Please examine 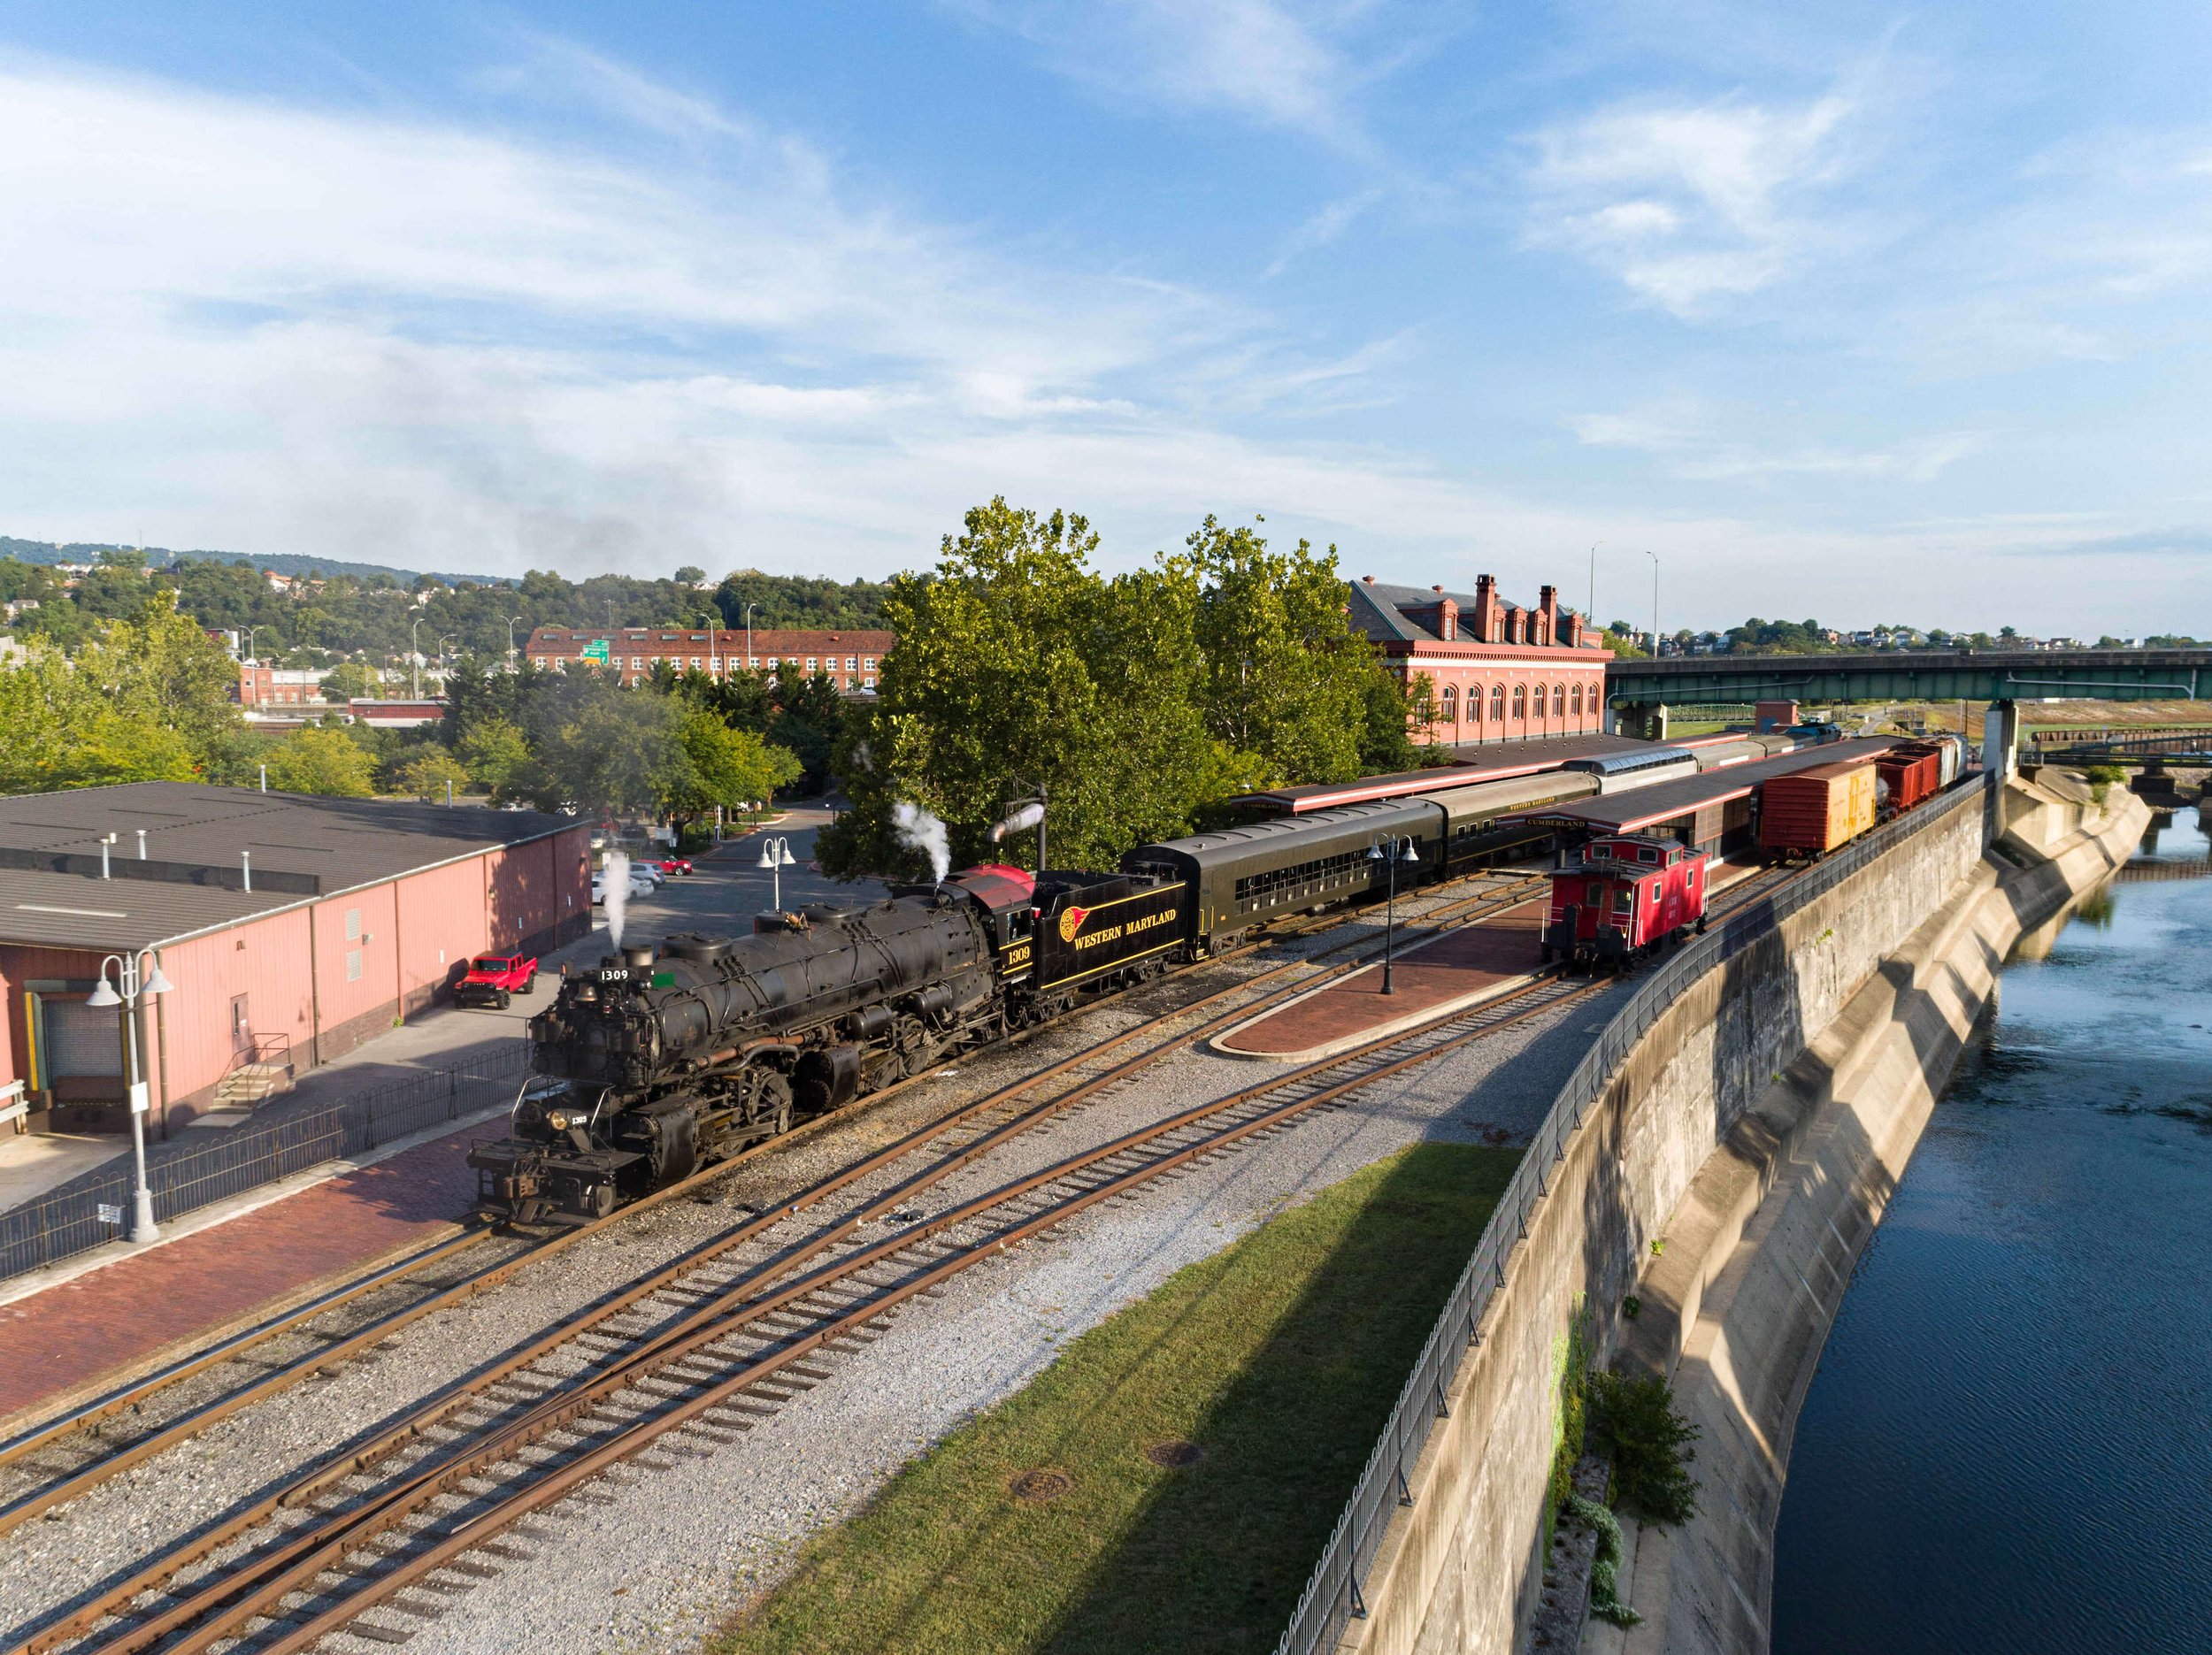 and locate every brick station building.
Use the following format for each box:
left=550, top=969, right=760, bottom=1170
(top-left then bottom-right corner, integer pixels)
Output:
left=1348, top=575, right=1612, bottom=744
left=524, top=626, right=895, bottom=692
